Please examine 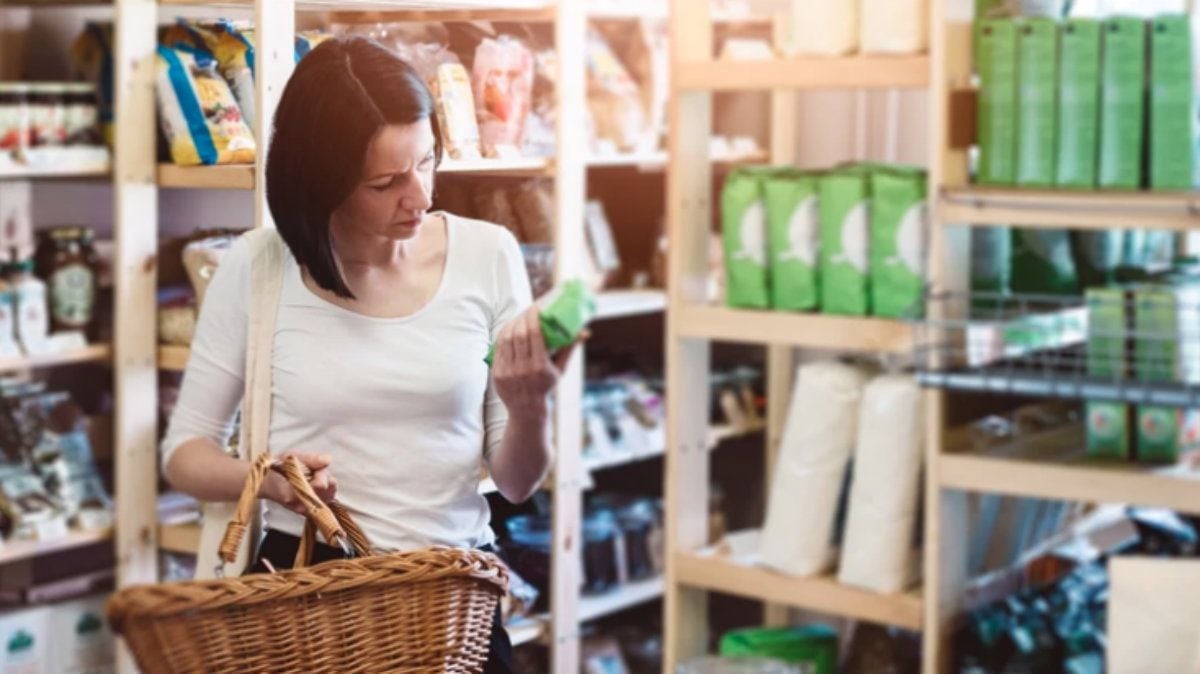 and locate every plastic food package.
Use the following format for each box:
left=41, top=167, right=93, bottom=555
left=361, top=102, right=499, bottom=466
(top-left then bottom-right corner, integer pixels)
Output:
left=182, top=234, right=237, bottom=307
left=1099, top=17, right=1146, bottom=189
left=719, top=626, right=838, bottom=673
left=721, top=167, right=771, bottom=309
left=860, top=0, right=928, bottom=54
left=585, top=29, right=646, bottom=154
left=1010, top=229, right=1079, bottom=296
left=511, top=179, right=554, bottom=244
left=395, top=42, right=481, bottom=160
left=158, top=306, right=197, bottom=347
left=976, top=19, right=1018, bottom=185
left=472, top=184, right=522, bottom=240
left=485, top=280, right=596, bottom=366
left=819, top=166, right=871, bottom=315
left=593, top=19, right=667, bottom=153
left=763, top=169, right=819, bottom=311
left=70, top=23, right=115, bottom=146
left=162, top=20, right=257, bottom=131
left=760, top=361, right=870, bottom=576
left=1015, top=18, right=1059, bottom=188
left=155, top=45, right=255, bottom=166
left=1056, top=19, right=1102, bottom=189
left=523, top=49, right=558, bottom=158
left=472, top=36, right=534, bottom=158
left=838, top=375, right=923, bottom=594
left=870, top=167, right=928, bottom=319
left=788, top=0, right=857, bottom=56
left=1149, top=15, right=1194, bottom=190
left=584, top=200, right=620, bottom=284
